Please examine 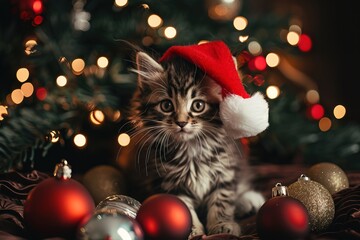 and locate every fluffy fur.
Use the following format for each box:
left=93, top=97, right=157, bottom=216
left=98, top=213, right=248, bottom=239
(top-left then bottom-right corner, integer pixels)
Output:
left=220, top=92, right=269, bottom=139
left=117, top=49, right=265, bottom=238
